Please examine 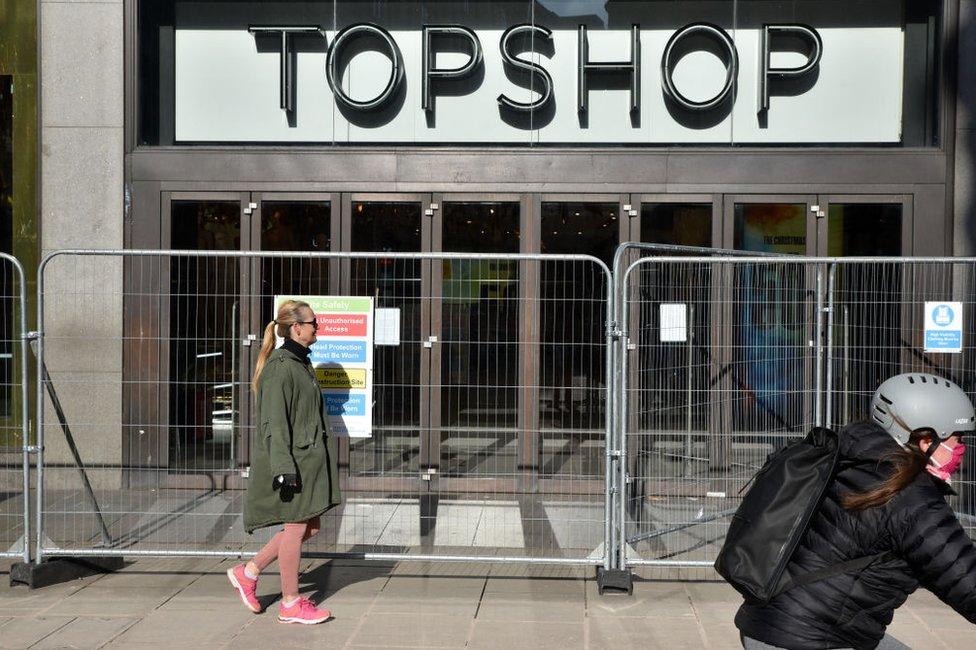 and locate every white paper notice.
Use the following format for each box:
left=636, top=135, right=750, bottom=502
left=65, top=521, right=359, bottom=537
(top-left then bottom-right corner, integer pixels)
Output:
left=660, top=304, right=688, bottom=342
left=375, top=308, right=401, bottom=346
